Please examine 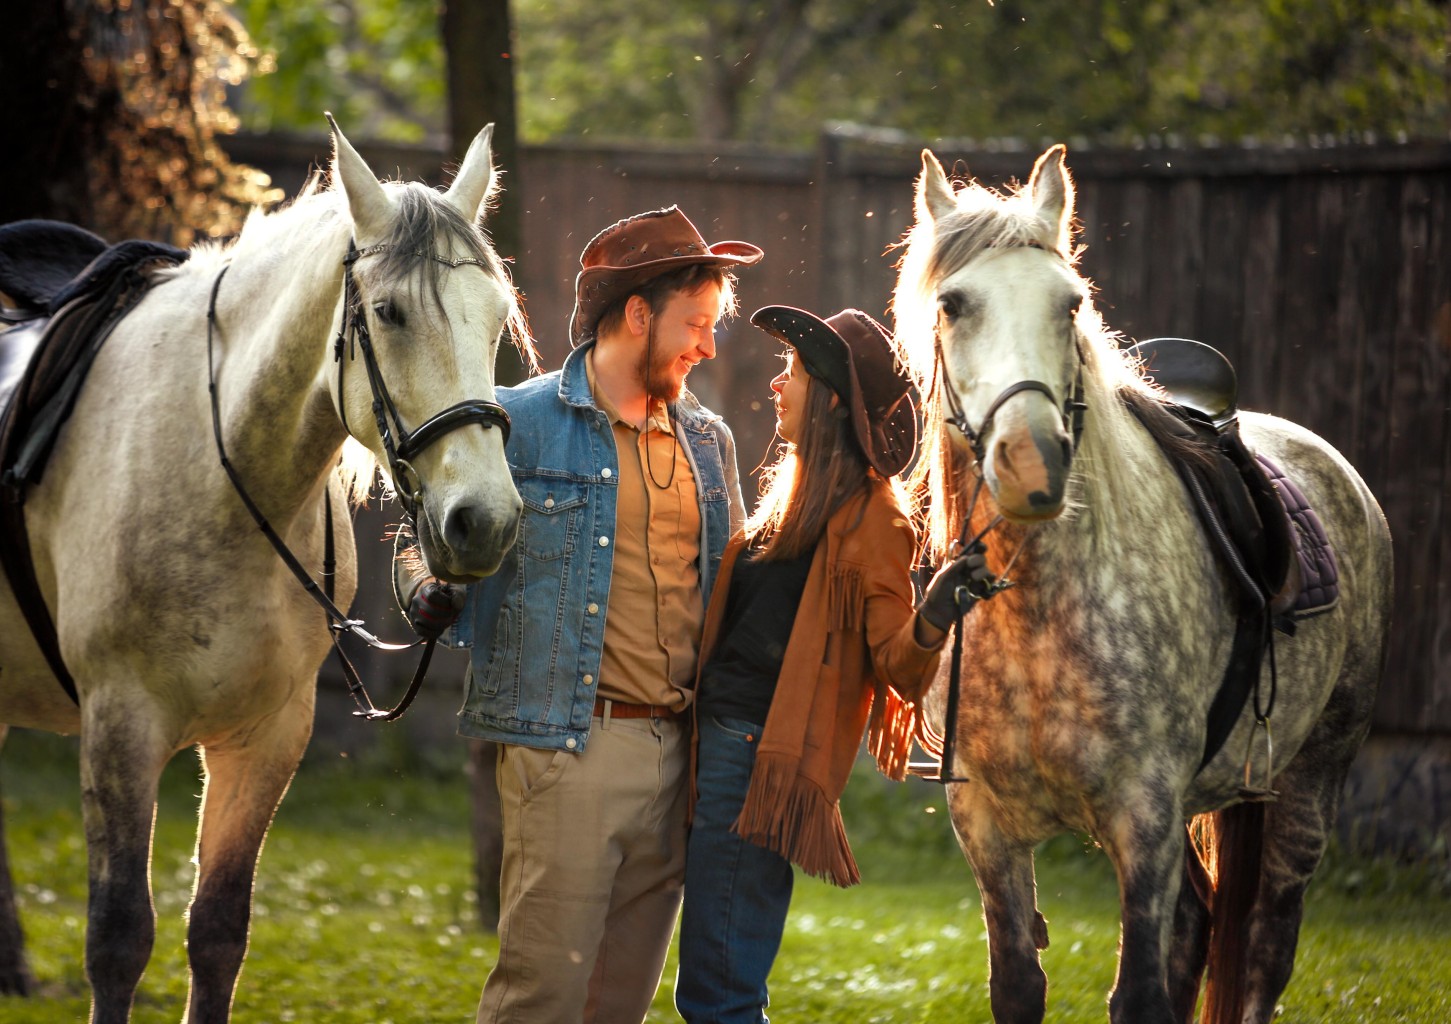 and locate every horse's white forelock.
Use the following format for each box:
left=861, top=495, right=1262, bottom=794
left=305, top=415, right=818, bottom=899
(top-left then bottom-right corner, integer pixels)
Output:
left=893, top=169, right=1165, bottom=557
